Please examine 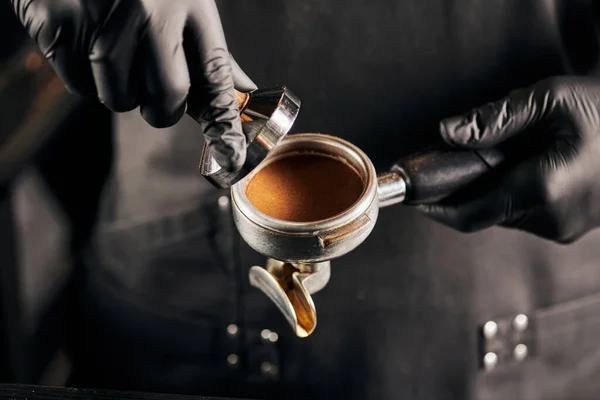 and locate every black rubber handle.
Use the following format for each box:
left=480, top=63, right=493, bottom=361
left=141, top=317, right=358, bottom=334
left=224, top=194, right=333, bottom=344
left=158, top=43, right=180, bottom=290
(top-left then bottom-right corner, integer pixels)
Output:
left=393, top=148, right=506, bottom=204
